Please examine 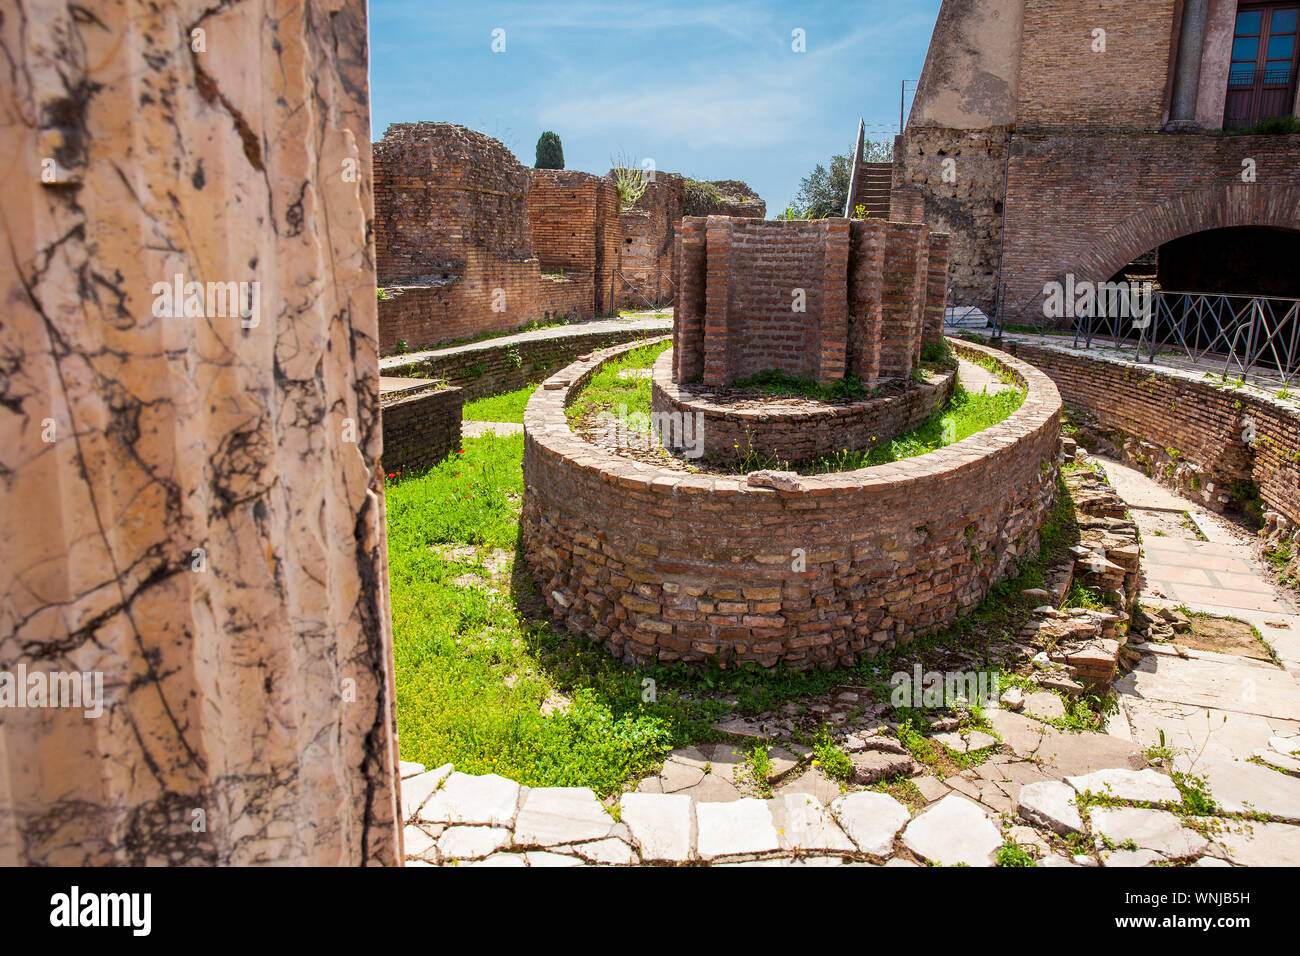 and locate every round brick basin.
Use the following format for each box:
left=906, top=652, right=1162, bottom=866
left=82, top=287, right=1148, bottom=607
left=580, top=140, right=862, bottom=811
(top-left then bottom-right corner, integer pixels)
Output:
left=522, top=336, right=1063, bottom=670
left=650, top=350, right=957, bottom=466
